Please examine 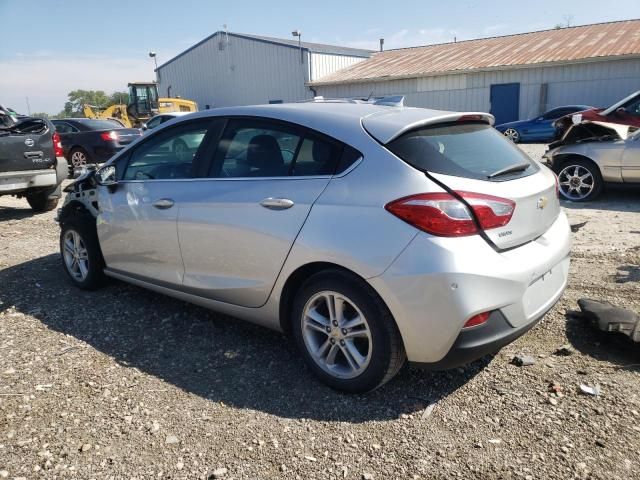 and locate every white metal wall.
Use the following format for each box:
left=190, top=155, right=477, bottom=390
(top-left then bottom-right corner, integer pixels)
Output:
left=157, top=35, right=313, bottom=108
left=315, top=58, right=640, bottom=120
left=309, top=53, right=367, bottom=82
left=157, top=35, right=368, bottom=109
